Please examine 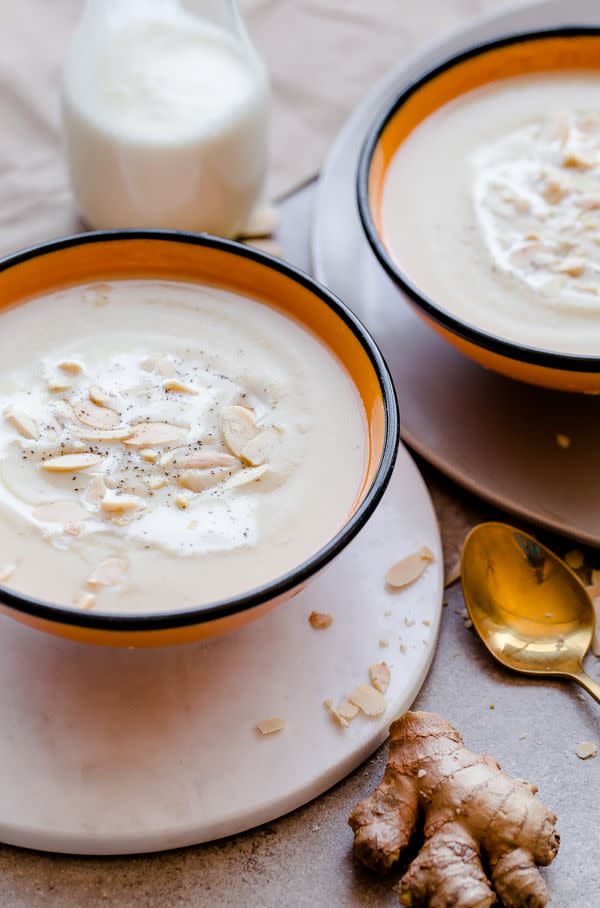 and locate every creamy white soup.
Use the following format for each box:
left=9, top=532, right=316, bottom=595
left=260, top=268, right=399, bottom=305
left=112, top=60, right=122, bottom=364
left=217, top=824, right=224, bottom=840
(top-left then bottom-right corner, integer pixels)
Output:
left=0, top=281, right=367, bottom=613
left=381, top=72, right=600, bottom=355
